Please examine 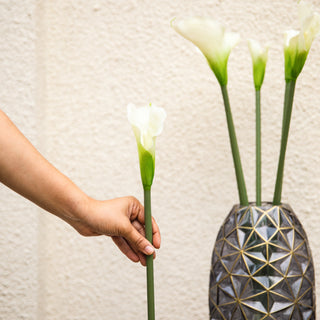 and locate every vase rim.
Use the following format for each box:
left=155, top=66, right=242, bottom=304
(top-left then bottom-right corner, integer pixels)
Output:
left=234, top=201, right=291, bottom=209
